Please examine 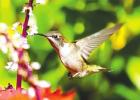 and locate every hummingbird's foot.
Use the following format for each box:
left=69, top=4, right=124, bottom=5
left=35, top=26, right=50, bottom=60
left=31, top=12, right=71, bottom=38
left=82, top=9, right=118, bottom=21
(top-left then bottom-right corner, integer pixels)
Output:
left=67, top=72, right=73, bottom=79
left=68, top=71, right=87, bottom=78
